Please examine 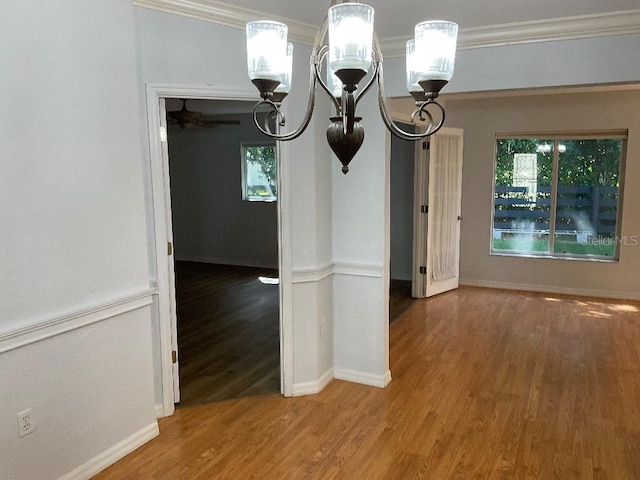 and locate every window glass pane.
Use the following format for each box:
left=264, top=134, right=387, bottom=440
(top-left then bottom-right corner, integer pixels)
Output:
left=553, top=139, right=622, bottom=257
left=493, top=139, right=553, bottom=253
left=244, top=145, right=277, bottom=201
